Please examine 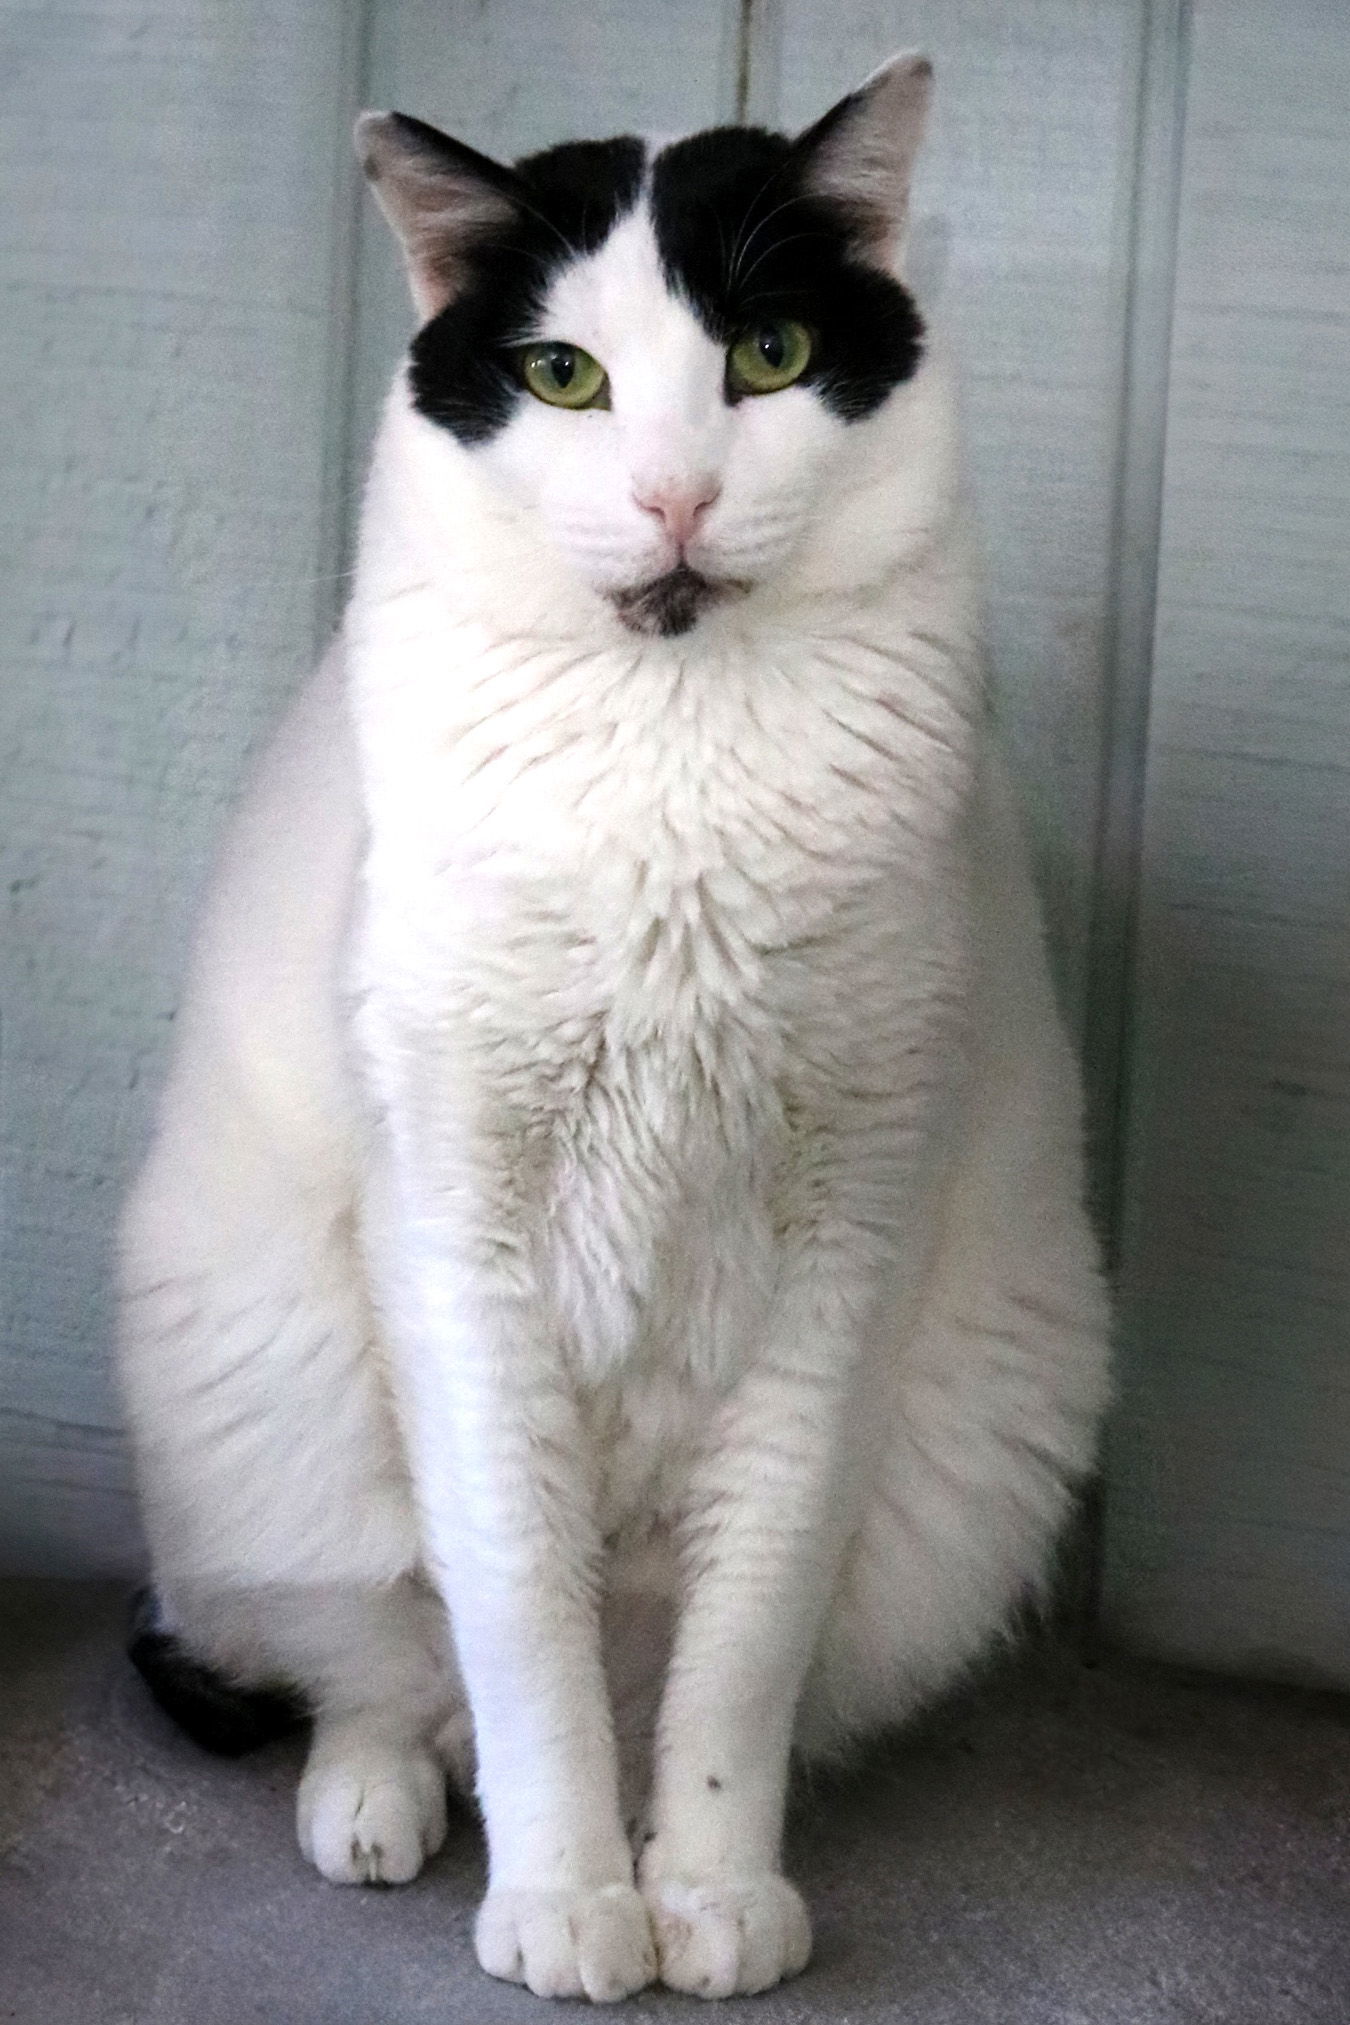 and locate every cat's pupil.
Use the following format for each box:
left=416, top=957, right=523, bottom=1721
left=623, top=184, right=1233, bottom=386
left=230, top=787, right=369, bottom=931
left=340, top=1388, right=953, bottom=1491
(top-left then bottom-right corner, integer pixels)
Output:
left=551, top=348, right=575, bottom=388
left=758, top=327, right=786, bottom=369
